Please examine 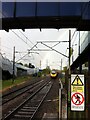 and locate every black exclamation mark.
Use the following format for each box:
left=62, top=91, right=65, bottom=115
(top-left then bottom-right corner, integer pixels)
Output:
left=77, top=77, right=79, bottom=85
